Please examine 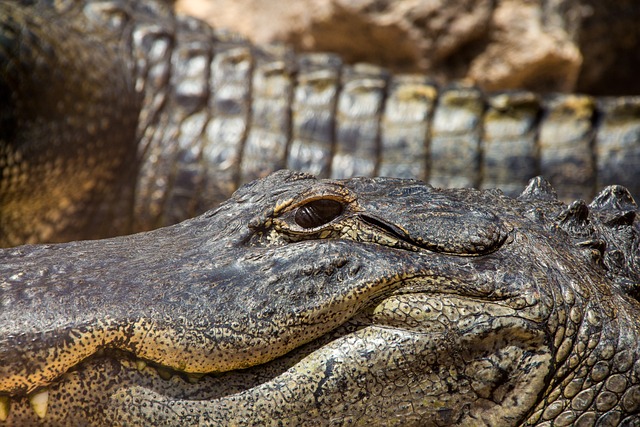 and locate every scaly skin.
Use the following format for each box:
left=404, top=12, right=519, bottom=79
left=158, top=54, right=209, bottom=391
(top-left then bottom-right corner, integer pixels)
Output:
left=2, top=0, right=640, bottom=247
left=0, top=170, right=639, bottom=425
